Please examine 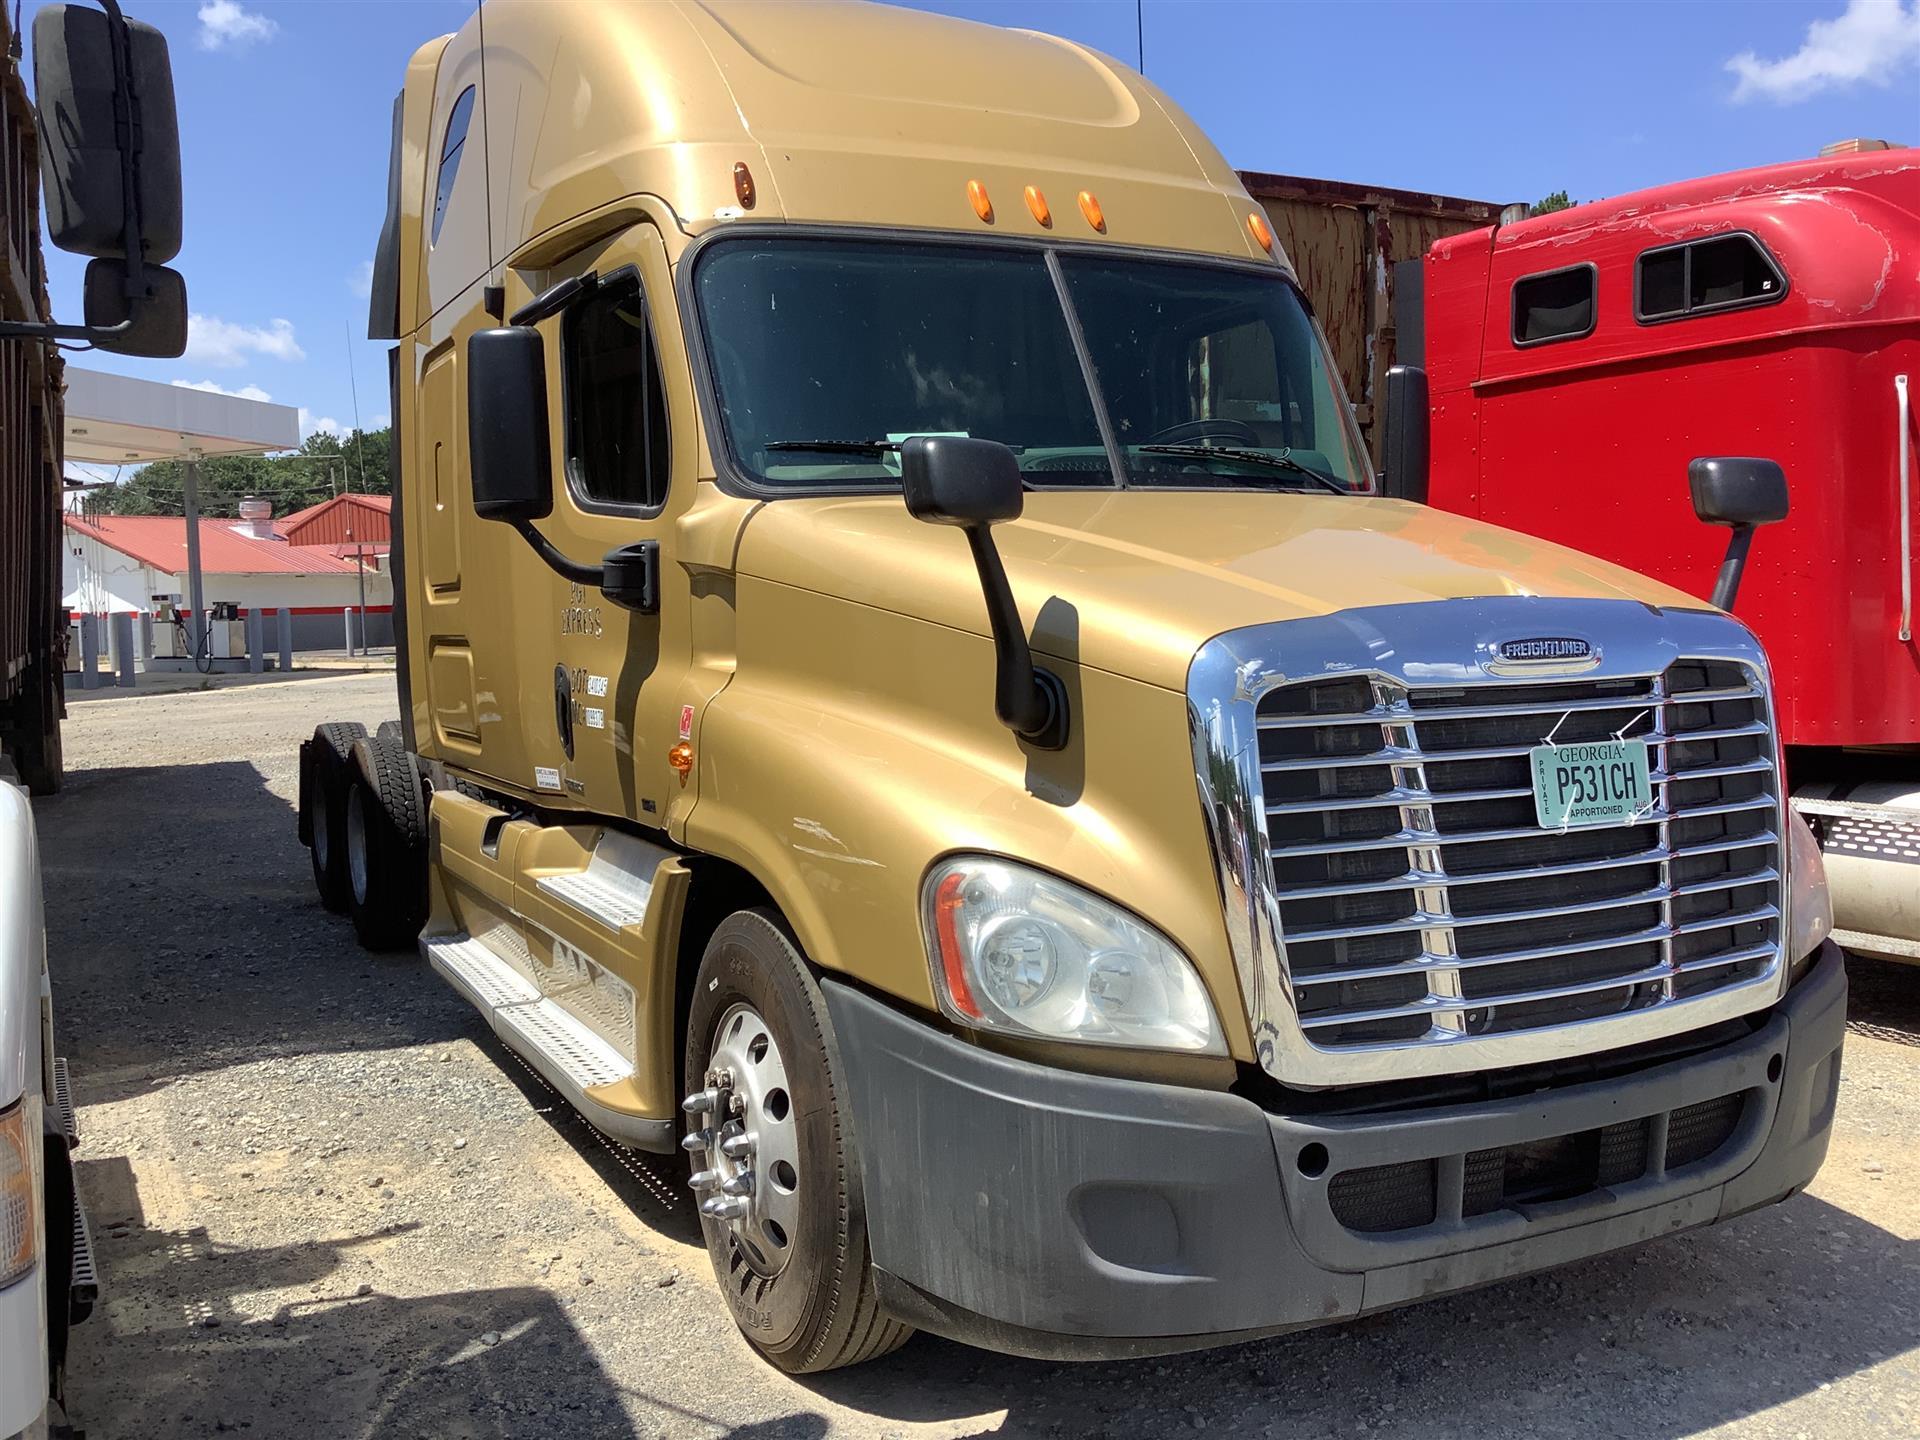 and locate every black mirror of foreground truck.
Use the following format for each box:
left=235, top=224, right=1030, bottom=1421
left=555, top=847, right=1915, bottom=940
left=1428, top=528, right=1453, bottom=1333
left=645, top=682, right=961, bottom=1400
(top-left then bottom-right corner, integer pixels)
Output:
left=0, top=3, right=189, bottom=351
left=82, top=258, right=186, bottom=357
left=901, top=435, right=1069, bottom=750
left=465, top=326, right=660, bottom=613
left=1689, top=457, right=1789, bottom=611
left=467, top=327, right=555, bottom=523
left=1381, top=365, right=1430, bottom=504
